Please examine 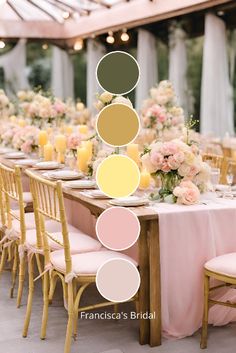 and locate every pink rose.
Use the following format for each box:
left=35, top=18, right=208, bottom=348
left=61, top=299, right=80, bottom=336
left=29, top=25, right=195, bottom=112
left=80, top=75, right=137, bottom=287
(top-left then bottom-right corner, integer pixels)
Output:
left=150, top=151, right=164, bottom=169
left=167, top=155, right=180, bottom=170
left=173, top=151, right=185, bottom=164
left=161, top=142, right=178, bottom=156
left=161, top=160, right=171, bottom=173
left=173, top=181, right=200, bottom=205
left=67, top=133, right=81, bottom=150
